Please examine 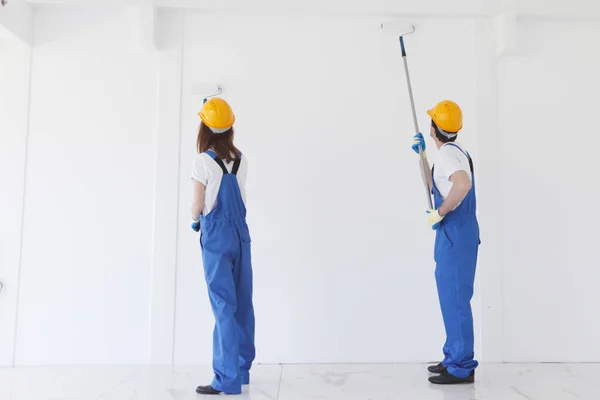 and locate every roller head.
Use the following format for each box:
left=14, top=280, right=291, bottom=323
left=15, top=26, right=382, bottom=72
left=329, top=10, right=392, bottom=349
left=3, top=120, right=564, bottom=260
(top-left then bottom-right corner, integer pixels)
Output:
left=380, top=22, right=416, bottom=37
left=190, top=83, right=222, bottom=96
